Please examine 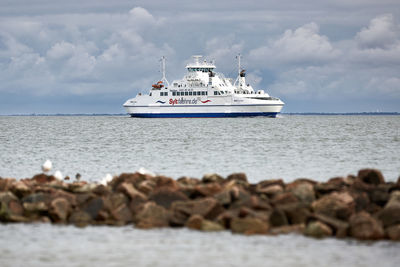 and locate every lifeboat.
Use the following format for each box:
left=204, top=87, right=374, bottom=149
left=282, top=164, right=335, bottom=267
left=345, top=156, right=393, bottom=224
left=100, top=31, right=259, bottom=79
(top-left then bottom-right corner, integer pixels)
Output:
left=152, top=81, right=164, bottom=89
